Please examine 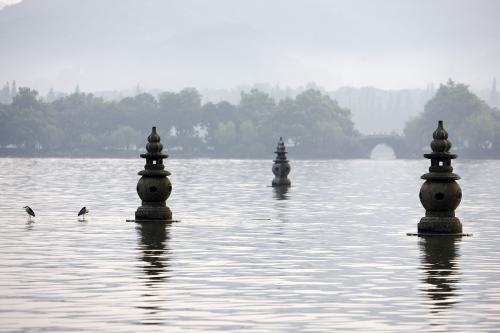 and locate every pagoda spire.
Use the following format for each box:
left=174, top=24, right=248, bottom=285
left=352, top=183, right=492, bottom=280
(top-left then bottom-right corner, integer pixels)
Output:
left=134, top=126, right=173, bottom=222
left=272, top=137, right=291, bottom=187
left=417, top=120, right=464, bottom=234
